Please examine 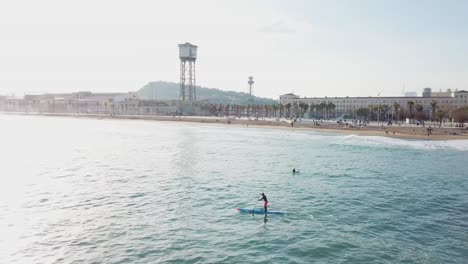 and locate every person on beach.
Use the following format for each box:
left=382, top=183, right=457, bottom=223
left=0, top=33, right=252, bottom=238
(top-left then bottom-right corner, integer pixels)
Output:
left=258, top=193, right=268, bottom=212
